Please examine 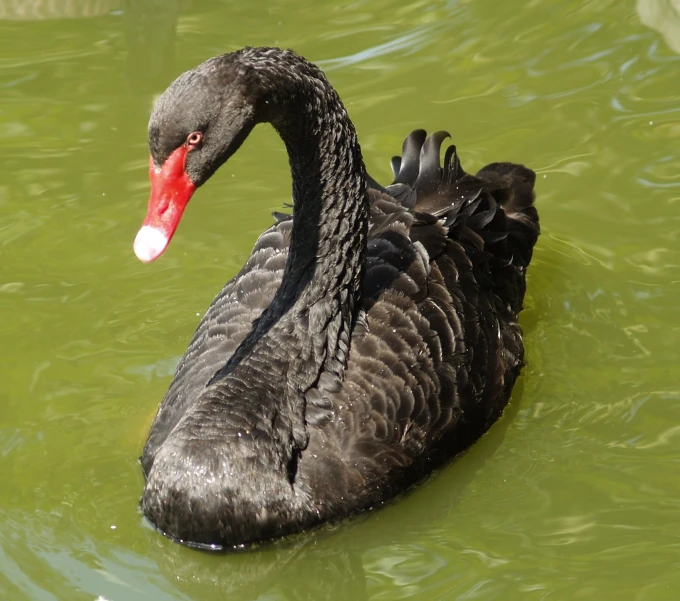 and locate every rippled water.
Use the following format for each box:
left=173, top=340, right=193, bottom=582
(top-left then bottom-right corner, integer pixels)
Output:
left=0, top=0, right=678, bottom=599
